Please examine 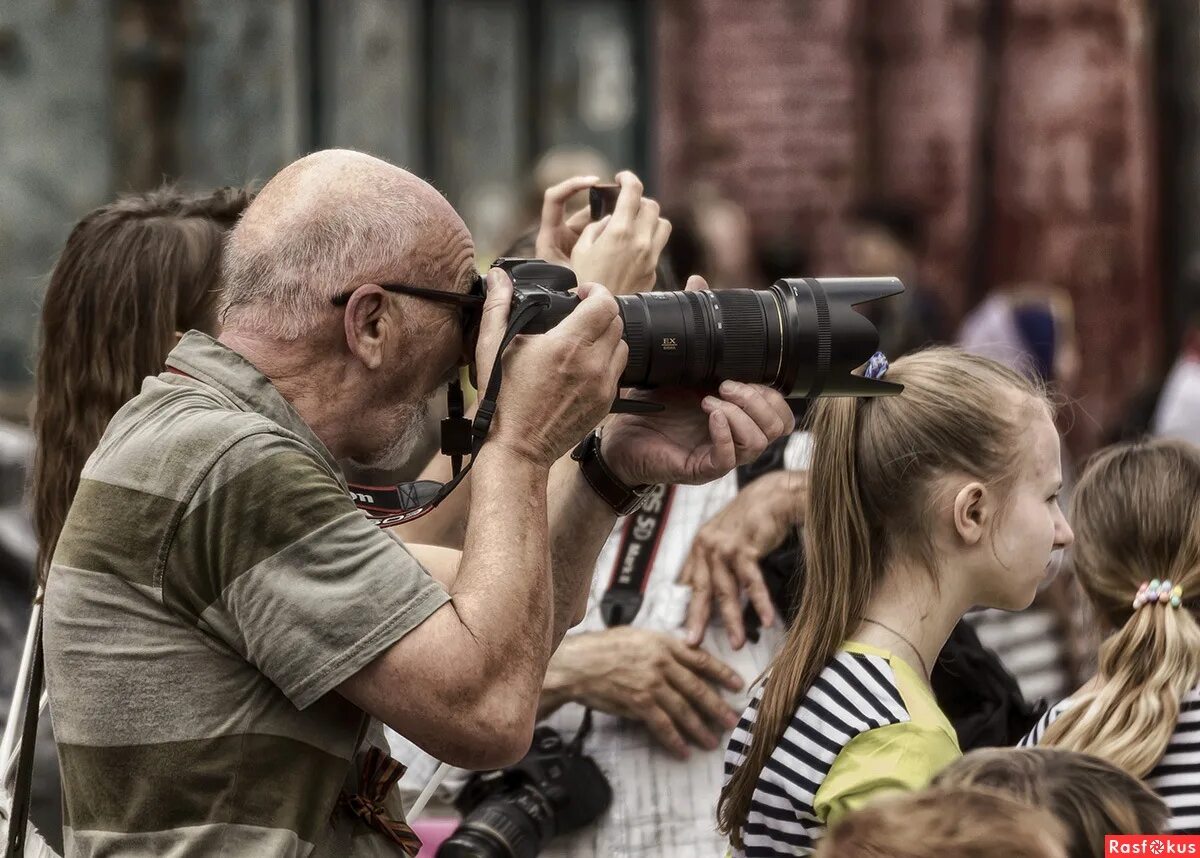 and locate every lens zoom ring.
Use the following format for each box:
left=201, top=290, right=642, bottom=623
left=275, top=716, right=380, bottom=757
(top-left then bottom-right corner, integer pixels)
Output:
left=715, top=292, right=769, bottom=382
left=621, top=307, right=649, bottom=384
left=687, top=297, right=709, bottom=383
